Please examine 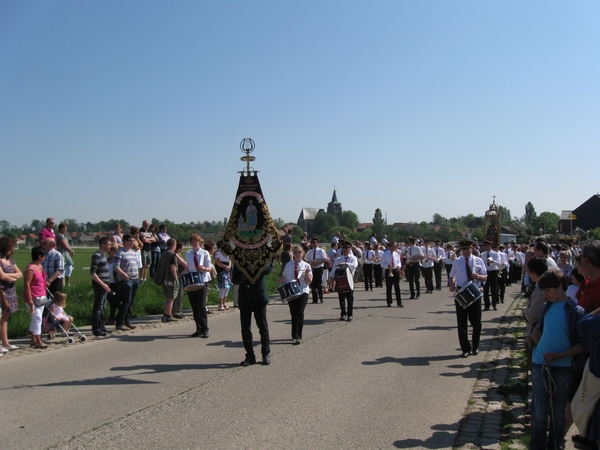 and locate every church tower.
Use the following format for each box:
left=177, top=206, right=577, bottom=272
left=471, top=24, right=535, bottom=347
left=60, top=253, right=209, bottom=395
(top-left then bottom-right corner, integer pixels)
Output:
left=327, top=189, right=342, bottom=222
